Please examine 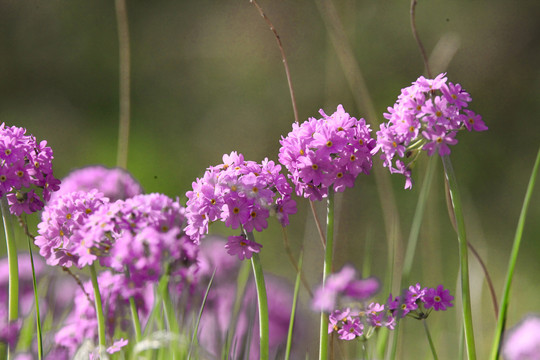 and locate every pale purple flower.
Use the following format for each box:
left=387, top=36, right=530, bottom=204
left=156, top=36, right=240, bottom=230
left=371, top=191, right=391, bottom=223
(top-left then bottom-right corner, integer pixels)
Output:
left=107, top=338, right=129, bottom=354
left=51, top=165, right=143, bottom=202
left=503, top=315, right=540, bottom=360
